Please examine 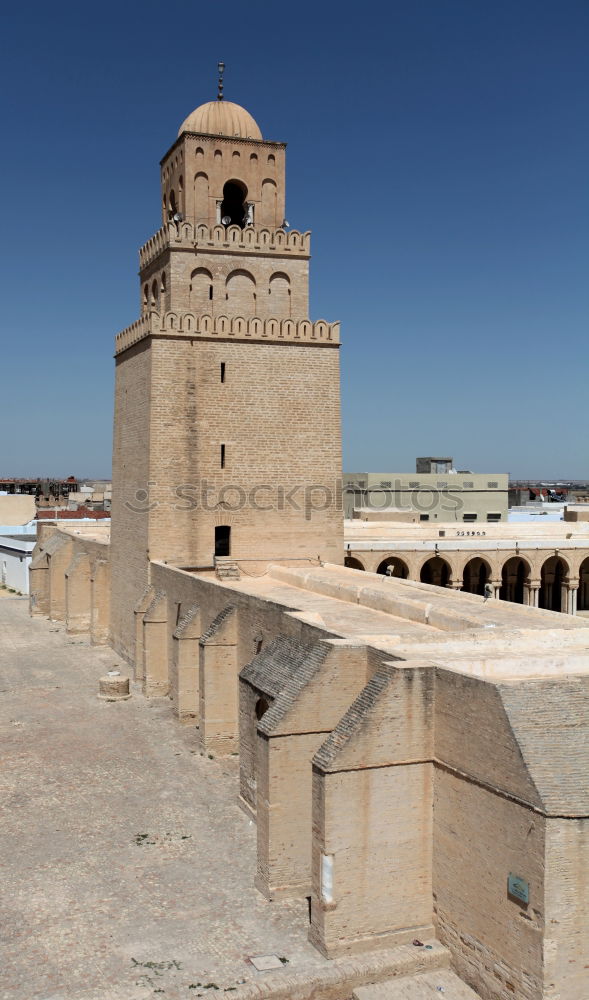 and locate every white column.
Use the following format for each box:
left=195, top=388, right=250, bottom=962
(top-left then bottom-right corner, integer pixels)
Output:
left=567, top=584, right=579, bottom=616
left=528, top=585, right=540, bottom=608
left=491, top=581, right=502, bottom=600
